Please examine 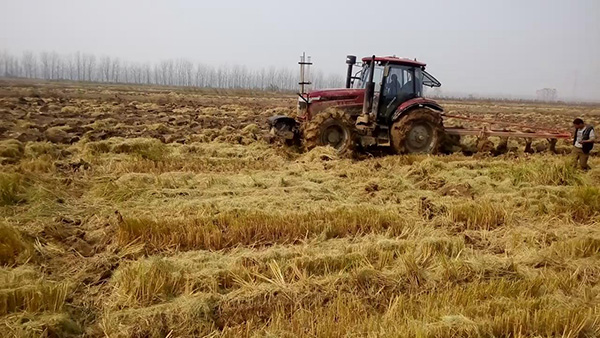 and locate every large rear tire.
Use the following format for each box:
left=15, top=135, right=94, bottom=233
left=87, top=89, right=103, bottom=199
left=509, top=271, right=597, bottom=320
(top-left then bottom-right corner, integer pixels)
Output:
left=391, top=108, right=444, bottom=154
left=303, top=108, right=356, bottom=155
